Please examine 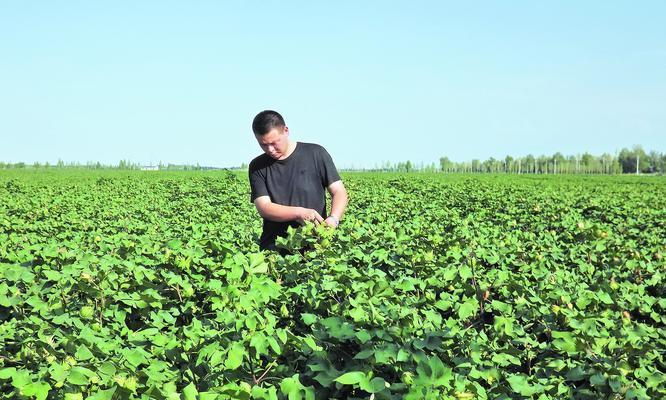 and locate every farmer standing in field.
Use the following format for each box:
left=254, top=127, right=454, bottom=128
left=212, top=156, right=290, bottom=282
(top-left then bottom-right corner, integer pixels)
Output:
left=249, top=110, right=349, bottom=251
